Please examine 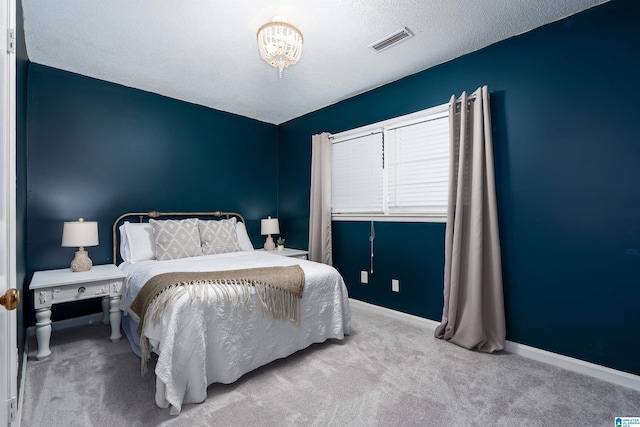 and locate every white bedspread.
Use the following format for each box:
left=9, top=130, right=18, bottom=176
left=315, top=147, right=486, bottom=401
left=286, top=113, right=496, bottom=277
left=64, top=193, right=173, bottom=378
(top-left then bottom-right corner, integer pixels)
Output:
left=119, top=251, right=351, bottom=414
